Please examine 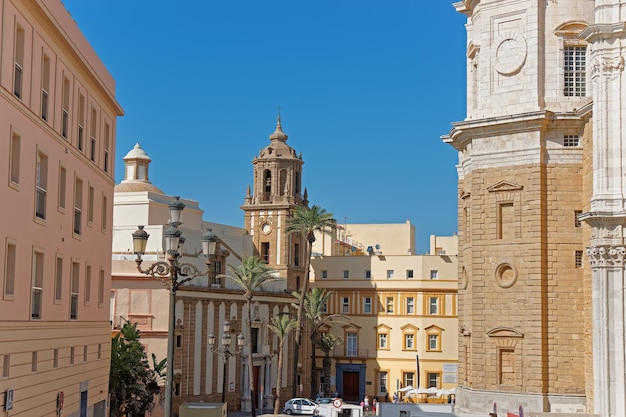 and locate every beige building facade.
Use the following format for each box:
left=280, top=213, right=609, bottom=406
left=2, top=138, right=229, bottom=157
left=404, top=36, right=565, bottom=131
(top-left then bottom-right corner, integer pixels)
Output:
left=0, top=0, right=123, bottom=416
left=310, top=227, right=458, bottom=403
left=444, top=1, right=626, bottom=416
